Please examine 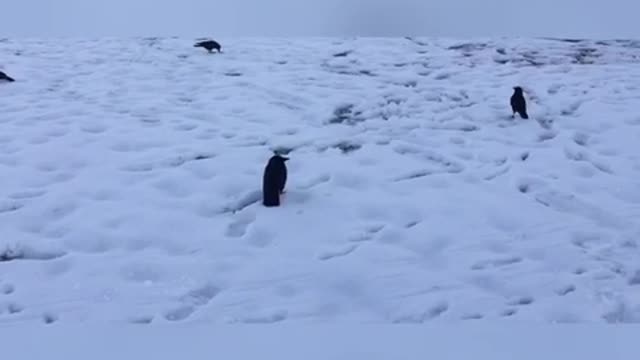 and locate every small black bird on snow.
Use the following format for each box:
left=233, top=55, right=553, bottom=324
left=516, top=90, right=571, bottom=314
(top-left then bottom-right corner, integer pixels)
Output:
left=0, top=71, right=15, bottom=82
left=262, top=153, right=289, bottom=207
left=194, top=40, right=222, bottom=53
left=510, top=86, right=529, bottom=119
